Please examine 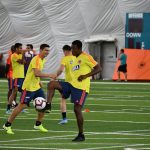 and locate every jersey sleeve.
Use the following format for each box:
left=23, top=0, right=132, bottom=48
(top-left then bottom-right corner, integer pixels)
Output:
left=31, top=56, right=45, bottom=69
left=11, top=54, right=19, bottom=63
left=60, top=57, right=66, bottom=66
left=86, top=54, right=97, bottom=68
left=31, top=57, right=40, bottom=69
